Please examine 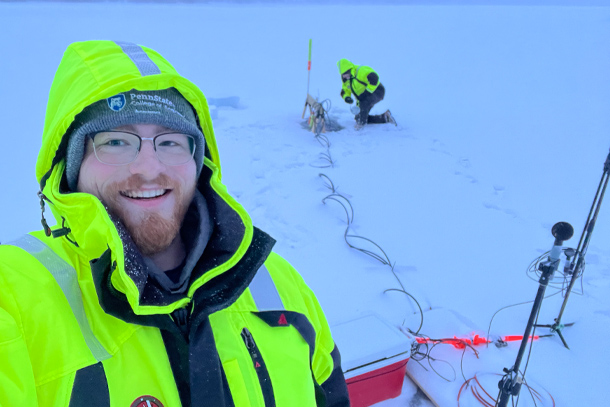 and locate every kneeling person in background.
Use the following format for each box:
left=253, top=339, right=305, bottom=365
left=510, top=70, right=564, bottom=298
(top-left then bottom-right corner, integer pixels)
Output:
left=338, top=58, right=397, bottom=130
